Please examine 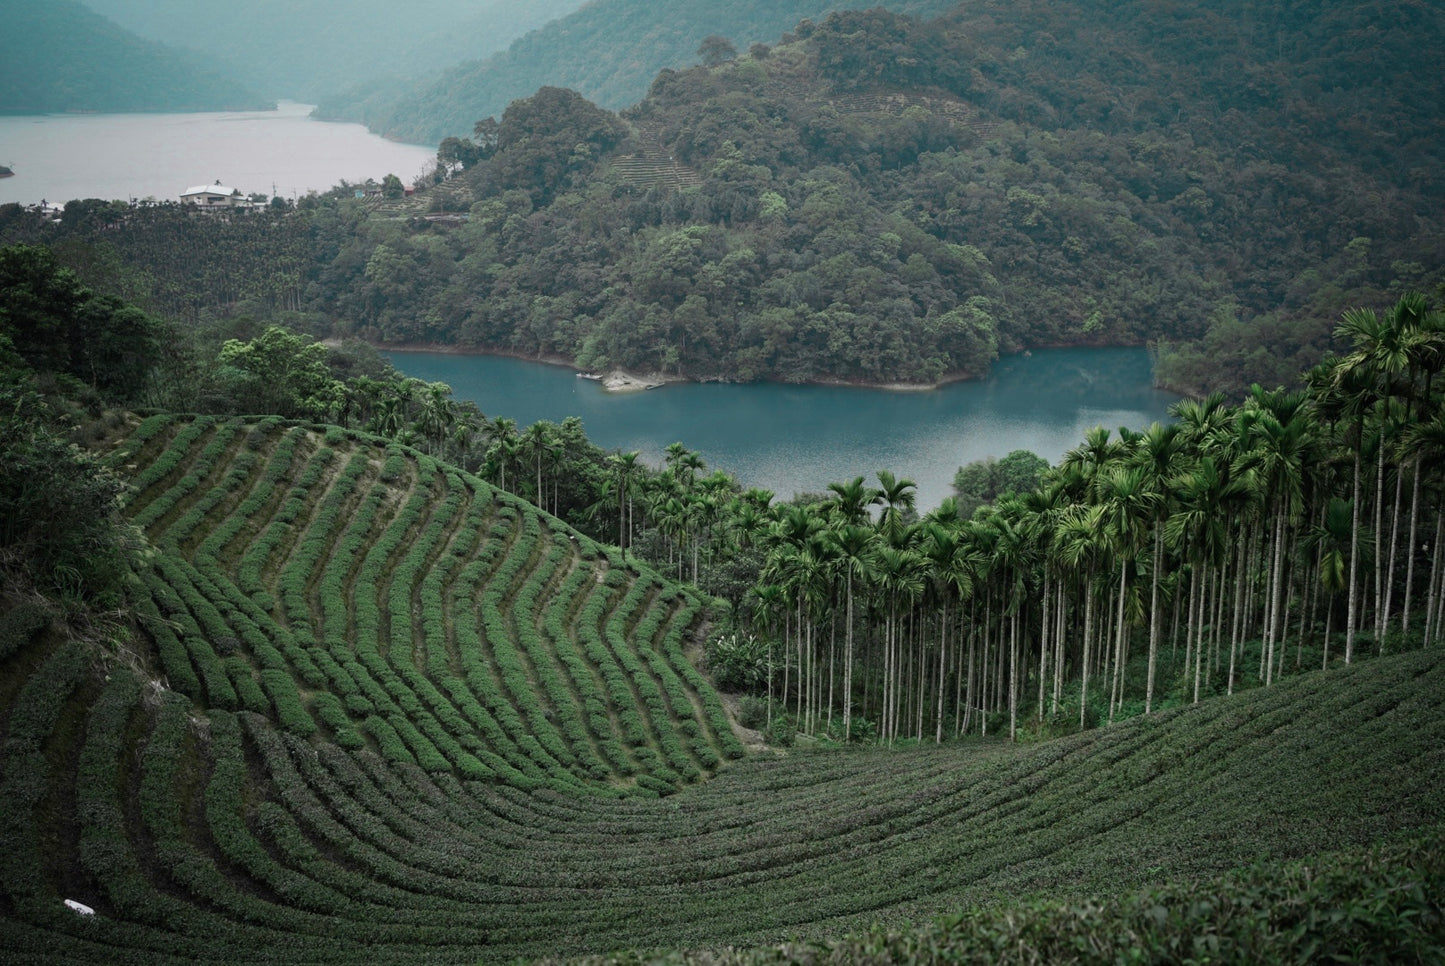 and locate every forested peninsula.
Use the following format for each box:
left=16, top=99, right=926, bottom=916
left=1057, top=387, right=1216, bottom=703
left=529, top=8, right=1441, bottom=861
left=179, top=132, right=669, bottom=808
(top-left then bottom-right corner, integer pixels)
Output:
left=6, top=2, right=1442, bottom=393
